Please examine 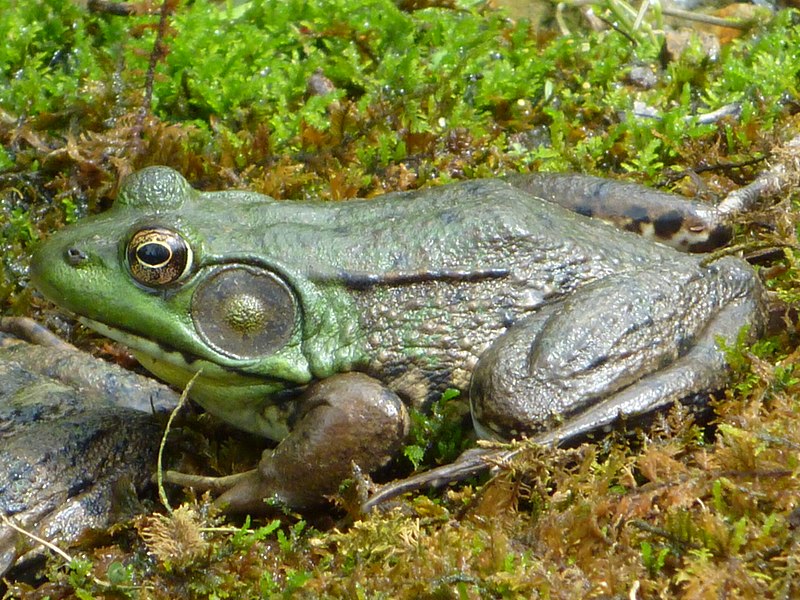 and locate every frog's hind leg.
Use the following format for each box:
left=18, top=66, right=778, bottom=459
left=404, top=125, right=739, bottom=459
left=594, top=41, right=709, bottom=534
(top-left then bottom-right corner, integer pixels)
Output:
left=505, top=173, right=731, bottom=252
left=470, top=257, right=766, bottom=445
